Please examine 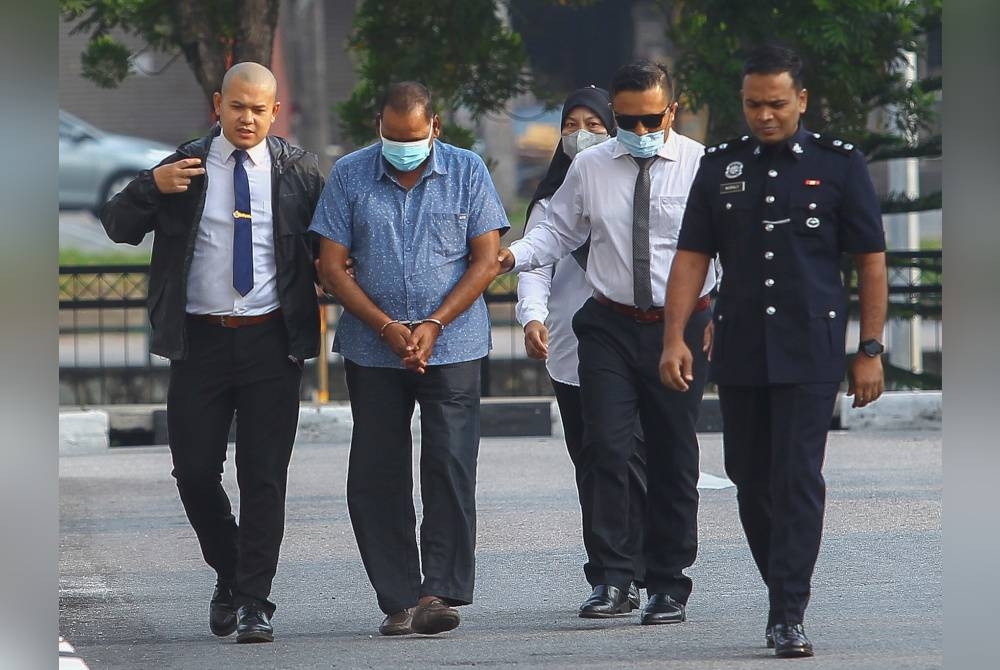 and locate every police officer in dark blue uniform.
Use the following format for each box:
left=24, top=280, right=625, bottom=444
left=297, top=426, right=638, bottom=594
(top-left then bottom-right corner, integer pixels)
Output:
left=659, top=45, right=889, bottom=658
